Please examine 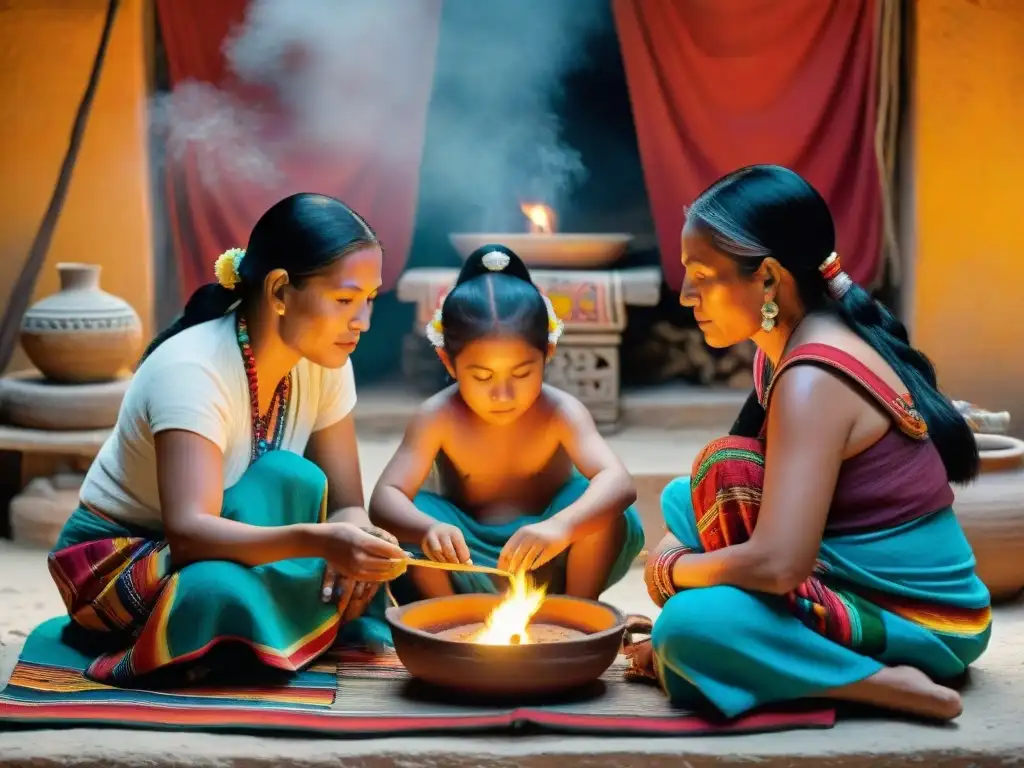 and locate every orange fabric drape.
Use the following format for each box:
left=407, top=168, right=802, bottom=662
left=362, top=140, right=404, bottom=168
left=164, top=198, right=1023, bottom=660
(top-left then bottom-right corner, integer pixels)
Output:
left=0, top=0, right=154, bottom=372
left=613, top=0, right=883, bottom=289
left=156, top=0, right=441, bottom=298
